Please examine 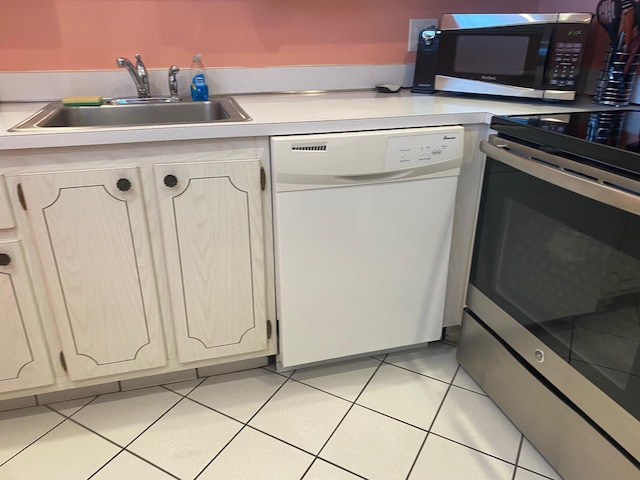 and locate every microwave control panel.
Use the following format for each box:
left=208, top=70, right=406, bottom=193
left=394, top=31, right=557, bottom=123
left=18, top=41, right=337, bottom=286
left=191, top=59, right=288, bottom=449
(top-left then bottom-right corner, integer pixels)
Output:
left=546, top=23, right=589, bottom=88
